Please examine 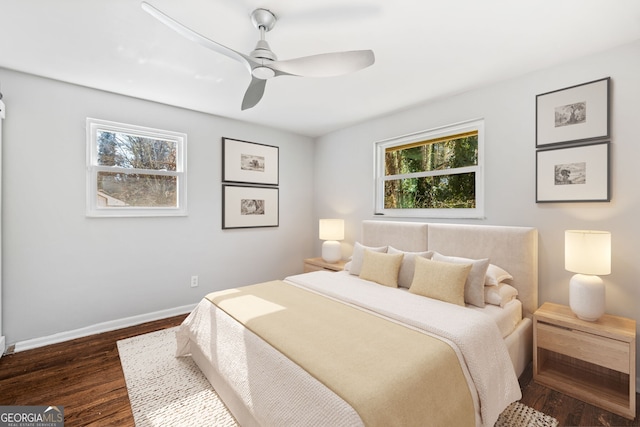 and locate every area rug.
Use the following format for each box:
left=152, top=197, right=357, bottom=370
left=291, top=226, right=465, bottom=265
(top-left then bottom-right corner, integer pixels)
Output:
left=118, top=327, right=558, bottom=427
